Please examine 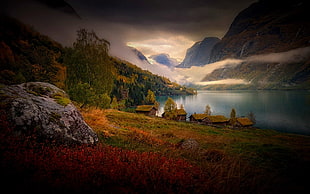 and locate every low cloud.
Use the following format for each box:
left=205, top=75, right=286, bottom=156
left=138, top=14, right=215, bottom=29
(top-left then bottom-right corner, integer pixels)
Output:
left=245, top=46, right=310, bottom=64
left=174, top=46, right=310, bottom=85
left=175, top=59, right=243, bottom=84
